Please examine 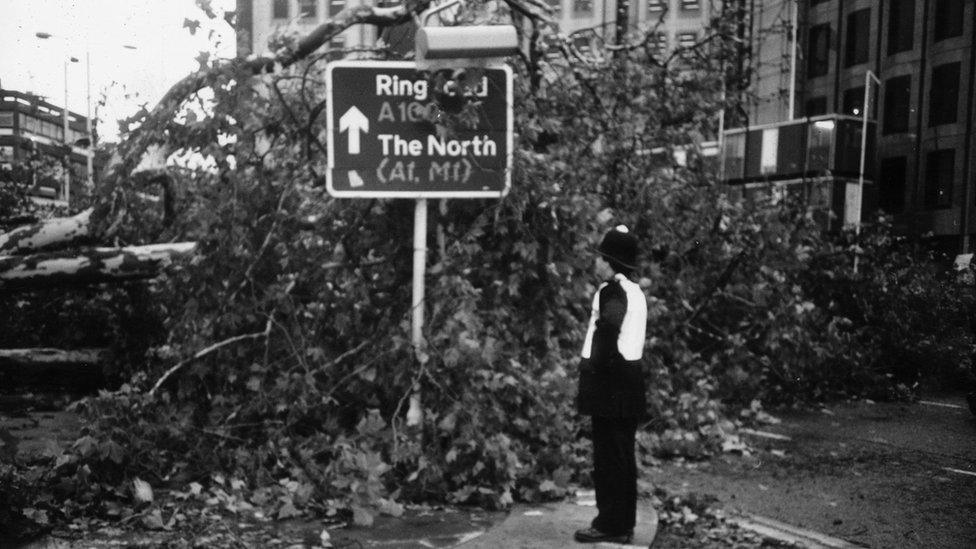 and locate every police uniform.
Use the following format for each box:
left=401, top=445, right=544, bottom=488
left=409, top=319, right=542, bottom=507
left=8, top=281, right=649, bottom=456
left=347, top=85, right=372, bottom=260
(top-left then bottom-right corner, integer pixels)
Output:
left=575, top=227, right=648, bottom=542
